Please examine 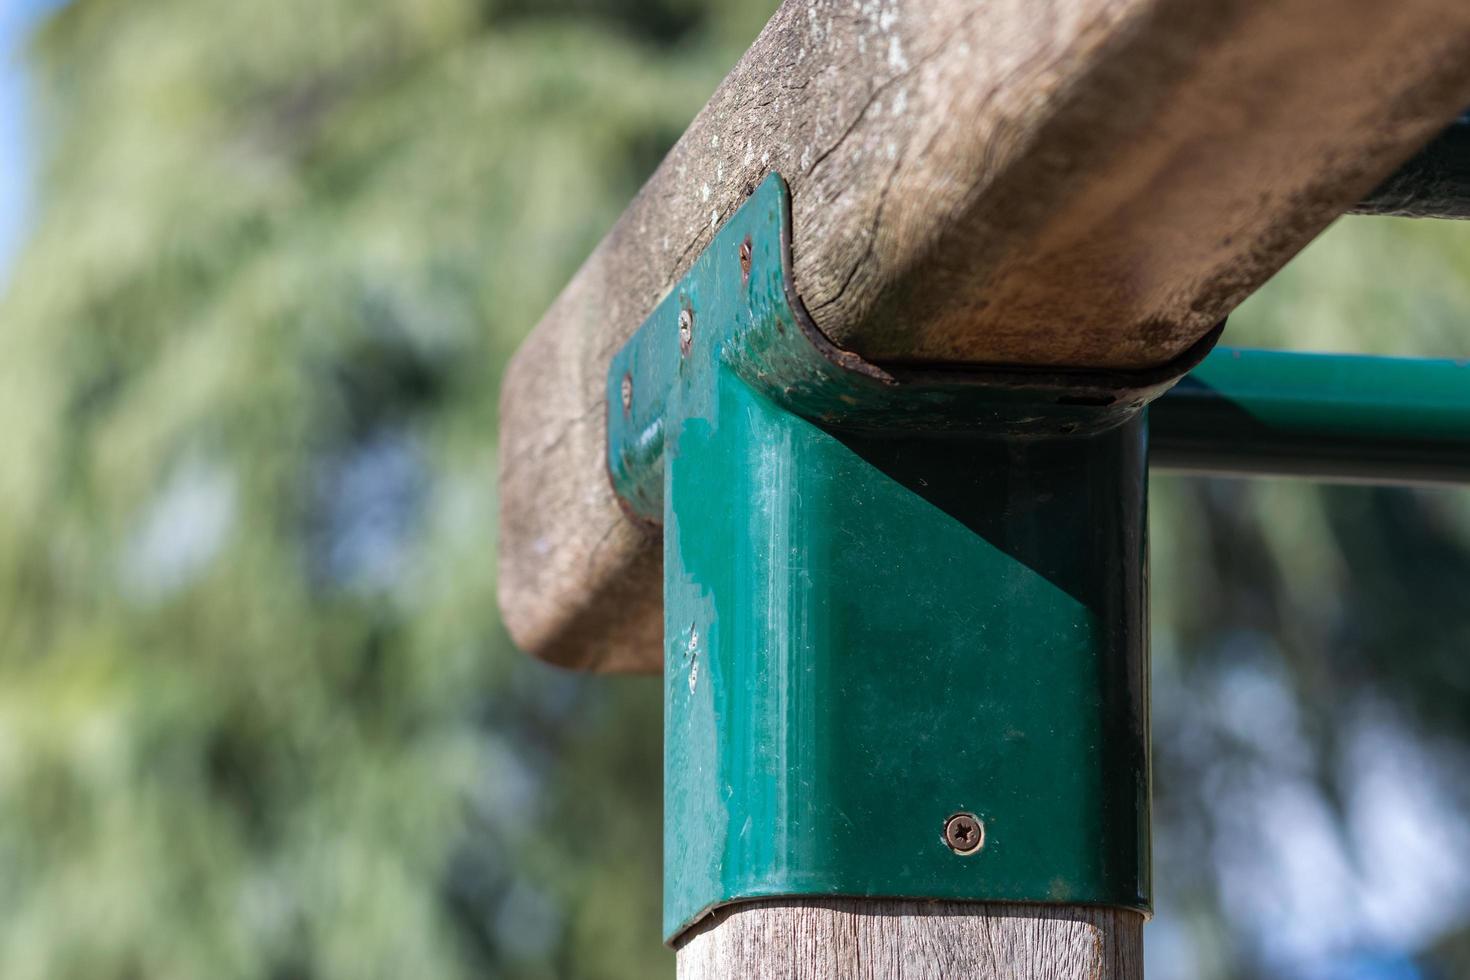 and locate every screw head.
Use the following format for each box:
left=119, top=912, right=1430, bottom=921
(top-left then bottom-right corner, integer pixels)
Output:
left=943, top=812, right=984, bottom=855
left=678, top=308, right=694, bottom=356
left=620, top=372, right=633, bottom=414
